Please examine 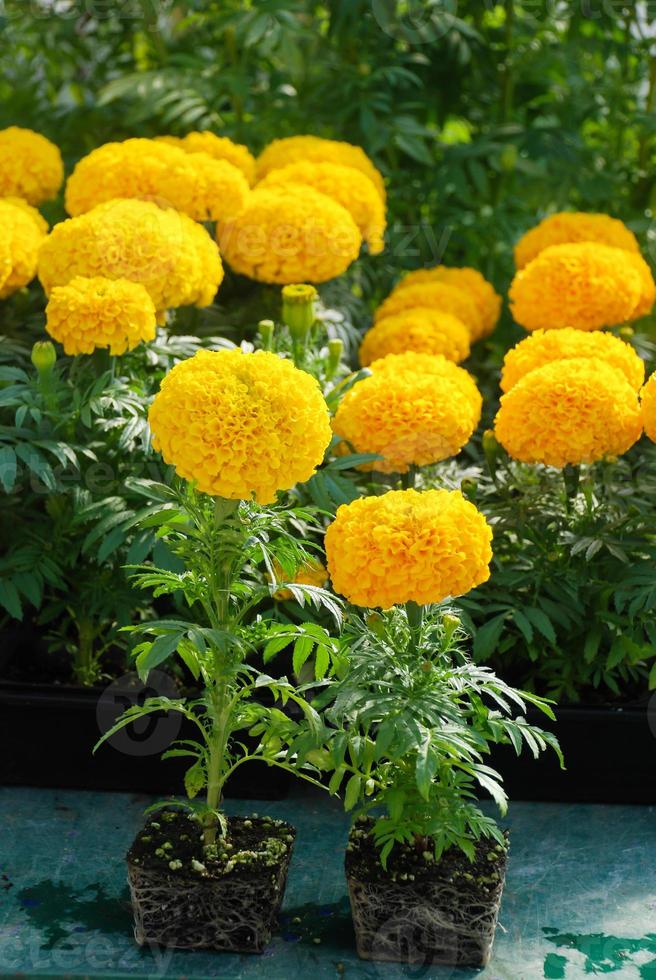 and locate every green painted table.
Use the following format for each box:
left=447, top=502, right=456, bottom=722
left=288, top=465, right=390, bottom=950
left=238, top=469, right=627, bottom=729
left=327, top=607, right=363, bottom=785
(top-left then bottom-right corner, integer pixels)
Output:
left=0, top=786, right=655, bottom=979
